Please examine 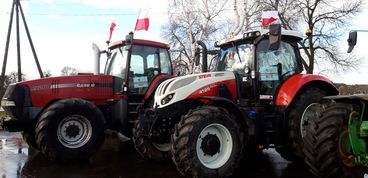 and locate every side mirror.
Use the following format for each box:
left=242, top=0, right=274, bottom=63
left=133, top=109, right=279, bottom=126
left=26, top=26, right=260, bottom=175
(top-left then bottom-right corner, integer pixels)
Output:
left=269, top=24, right=281, bottom=50
left=347, top=31, right=357, bottom=53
